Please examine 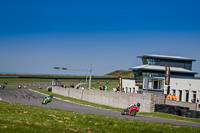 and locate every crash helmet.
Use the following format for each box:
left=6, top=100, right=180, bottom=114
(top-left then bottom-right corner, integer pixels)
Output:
left=50, top=95, right=53, bottom=98
left=137, top=103, right=140, bottom=107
